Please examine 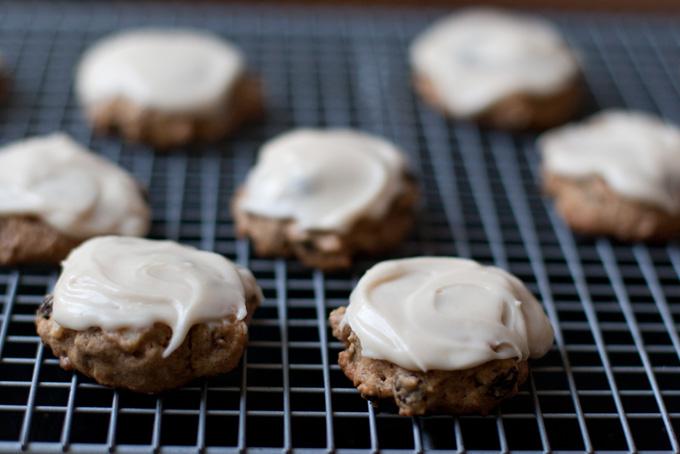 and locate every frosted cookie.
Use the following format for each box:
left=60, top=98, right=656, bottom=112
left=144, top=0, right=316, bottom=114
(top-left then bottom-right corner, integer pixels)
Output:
left=76, top=28, right=263, bottom=149
left=330, top=257, right=554, bottom=415
left=540, top=110, right=680, bottom=241
left=0, top=134, right=150, bottom=265
left=36, top=236, right=262, bottom=393
left=410, top=9, right=583, bottom=130
left=232, top=129, right=418, bottom=271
